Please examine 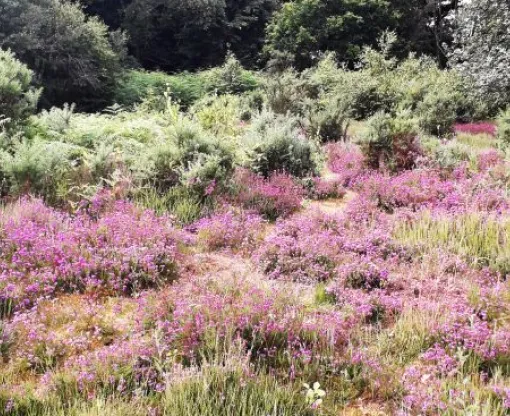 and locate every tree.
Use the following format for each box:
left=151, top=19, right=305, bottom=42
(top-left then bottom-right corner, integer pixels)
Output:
left=81, top=0, right=133, bottom=29
left=449, top=0, right=510, bottom=114
left=122, top=0, right=279, bottom=71
left=389, top=0, right=458, bottom=66
left=0, top=0, right=126, bottom=109
left=0, top=49, right=40, bottom=127
left=264, top=0, right=395, bottom=70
